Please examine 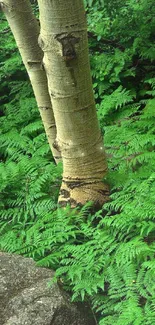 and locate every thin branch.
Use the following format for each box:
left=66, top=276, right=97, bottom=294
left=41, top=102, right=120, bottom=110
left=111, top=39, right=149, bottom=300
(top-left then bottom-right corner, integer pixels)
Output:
left=0, top=28, right=10, bottom=34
